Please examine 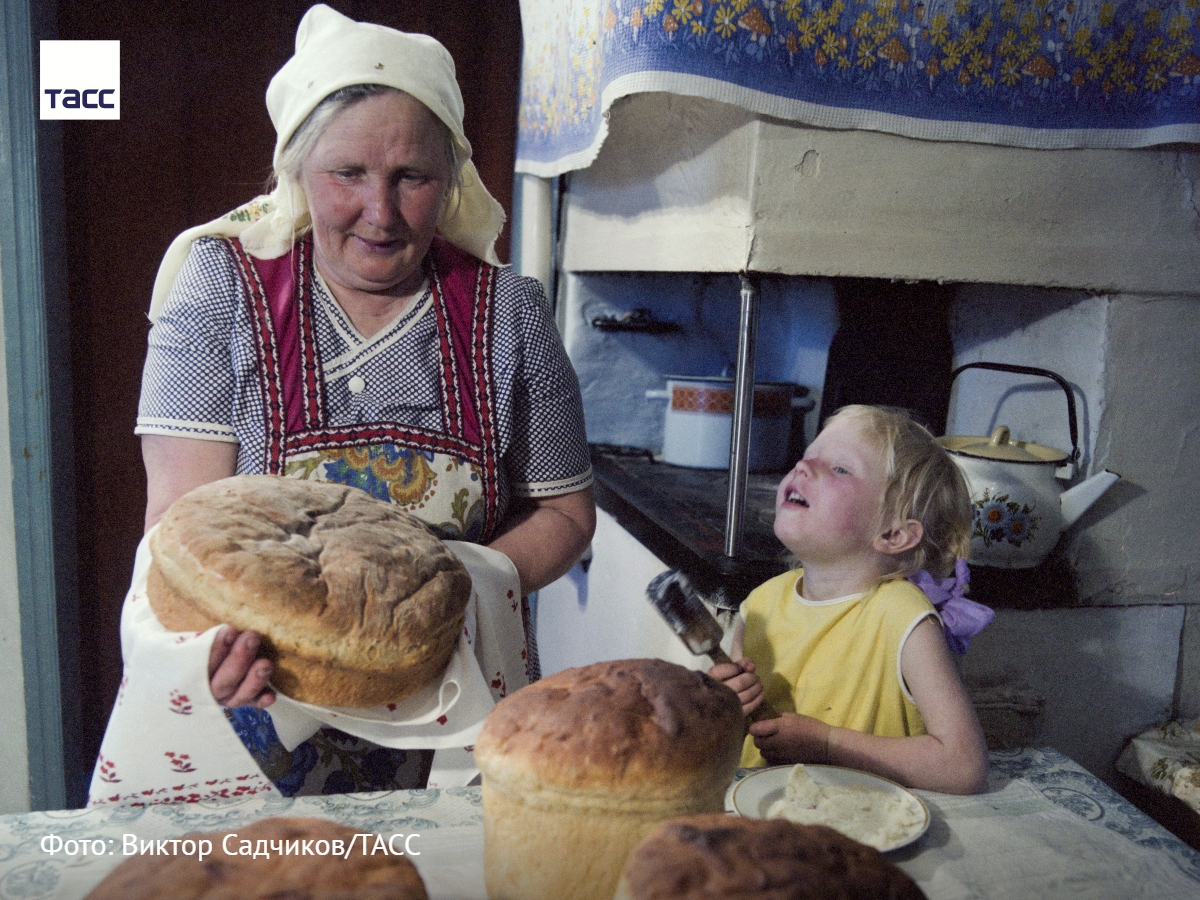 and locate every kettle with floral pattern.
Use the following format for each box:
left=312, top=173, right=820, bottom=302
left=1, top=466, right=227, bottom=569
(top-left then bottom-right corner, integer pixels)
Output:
left=937, top=363, right=1120, bottom=569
